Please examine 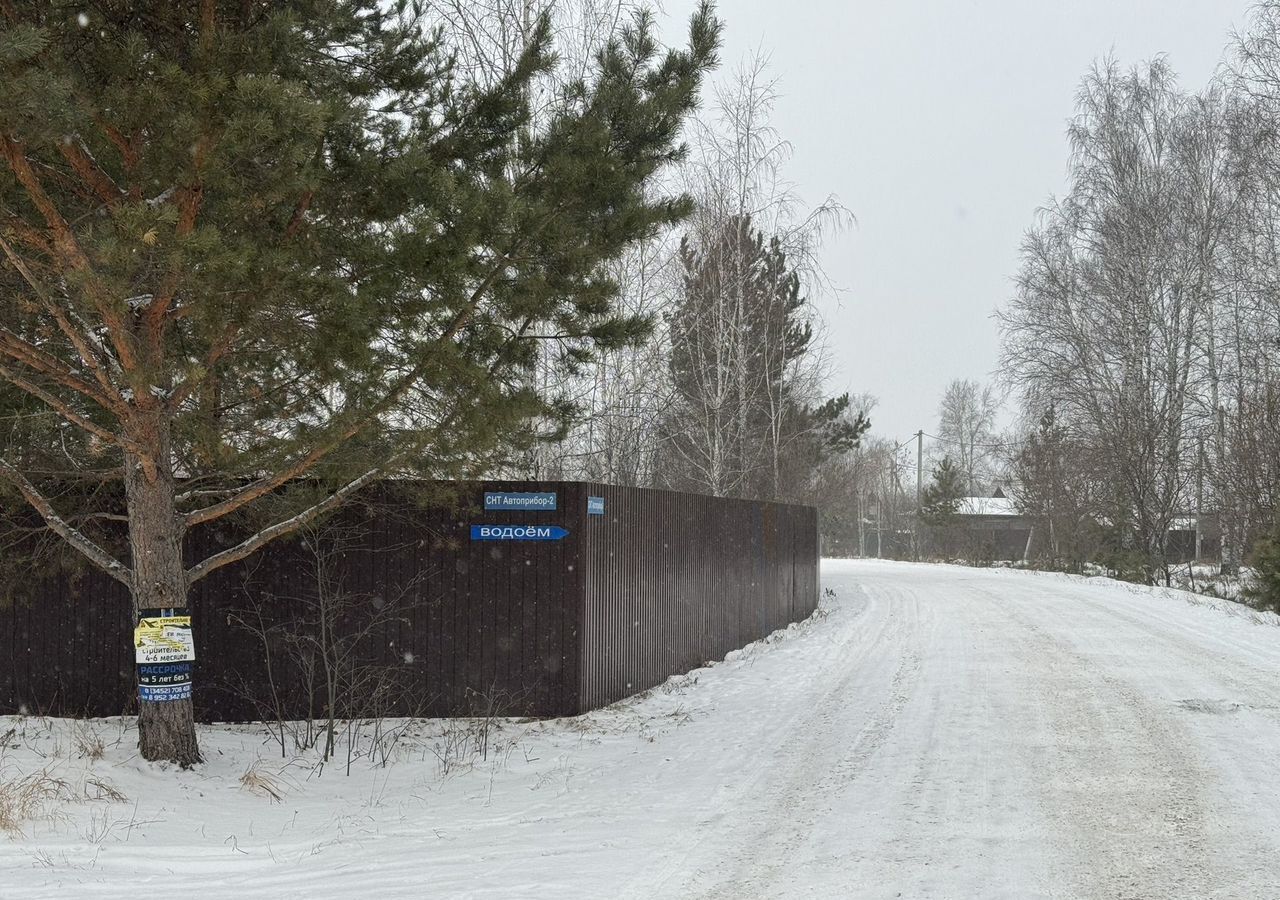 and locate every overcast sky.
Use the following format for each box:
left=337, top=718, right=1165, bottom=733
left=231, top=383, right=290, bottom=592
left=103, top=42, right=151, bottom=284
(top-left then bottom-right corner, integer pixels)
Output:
left=661, top=0, right=1257, bottom=442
